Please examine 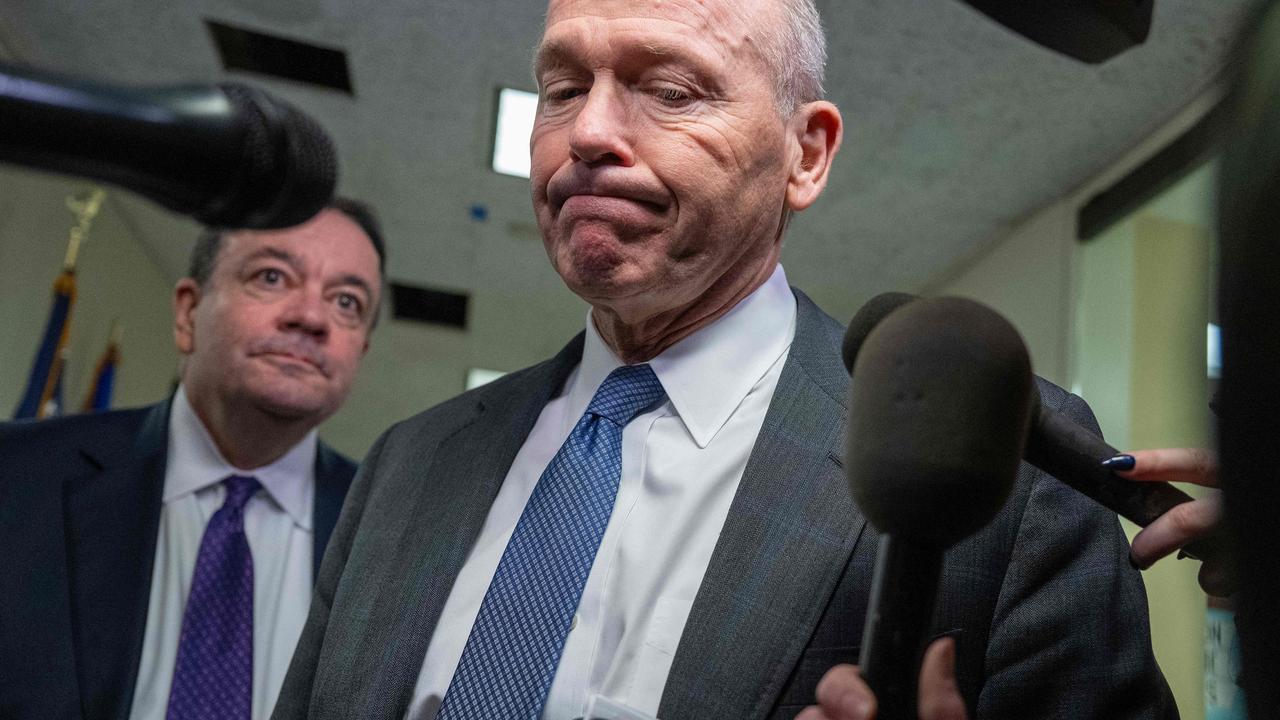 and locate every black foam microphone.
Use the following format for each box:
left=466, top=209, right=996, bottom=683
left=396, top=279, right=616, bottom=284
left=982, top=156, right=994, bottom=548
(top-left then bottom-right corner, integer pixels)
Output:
left=0, top=62, right=336, bottom=229
left=843, top=293, right=1229, bottom=567
left=841, top=291, right=917, bottom=373
left=849, top=297, right=1032, bottom=720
